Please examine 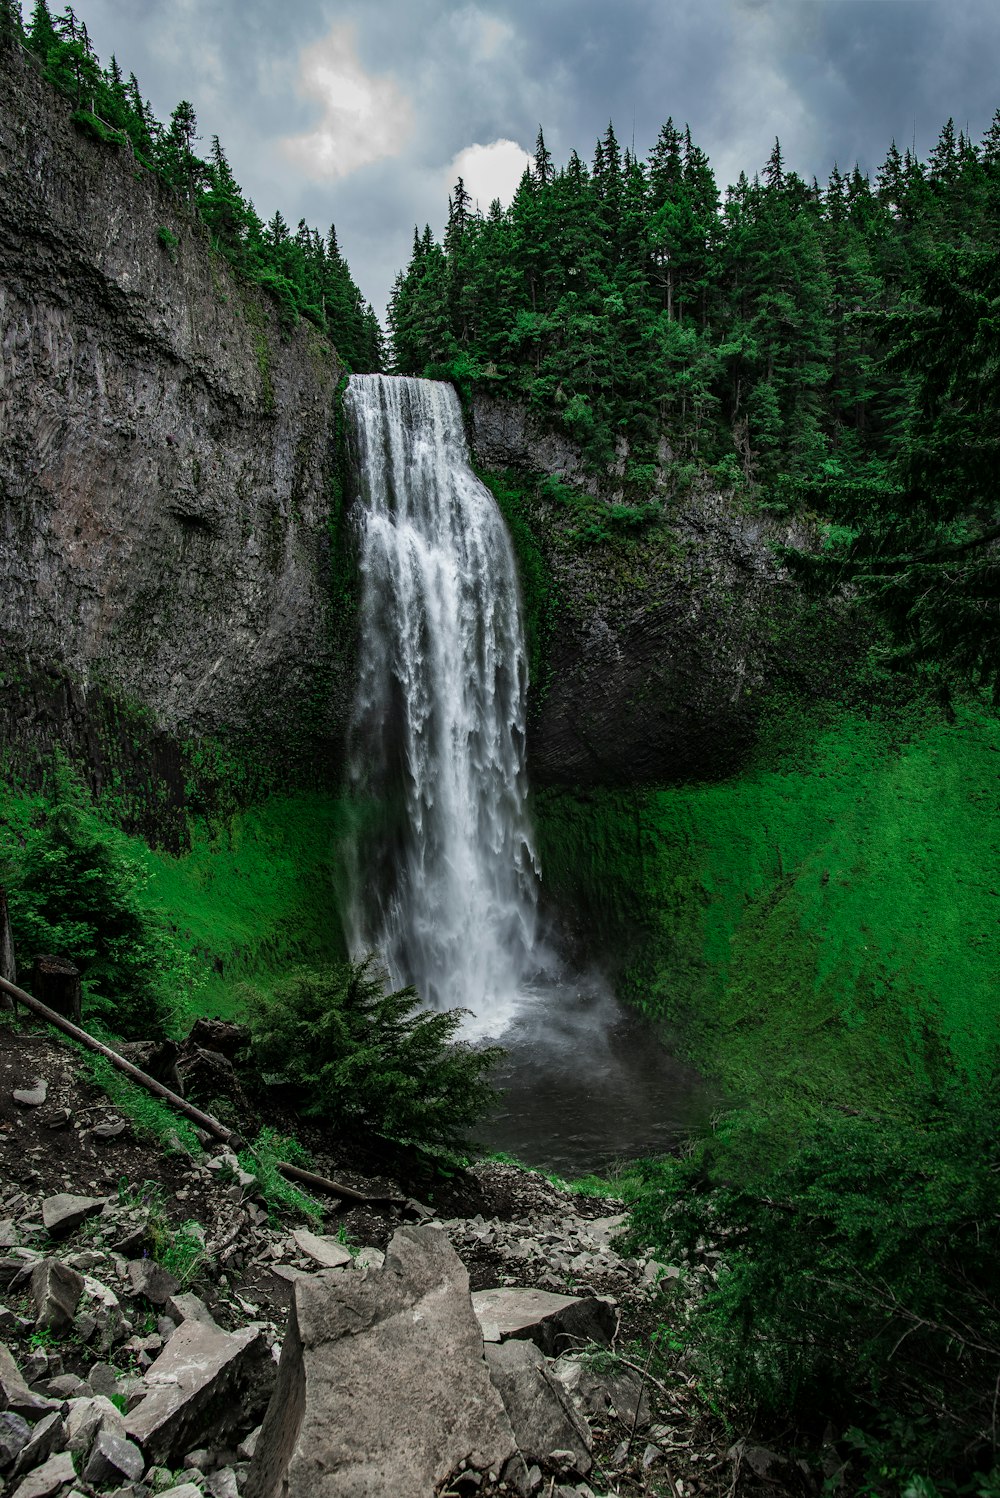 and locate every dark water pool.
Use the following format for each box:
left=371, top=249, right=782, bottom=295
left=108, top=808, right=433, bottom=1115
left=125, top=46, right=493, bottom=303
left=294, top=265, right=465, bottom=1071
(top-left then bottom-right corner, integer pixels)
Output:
left=470, top=981, right=714, bottom=1178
